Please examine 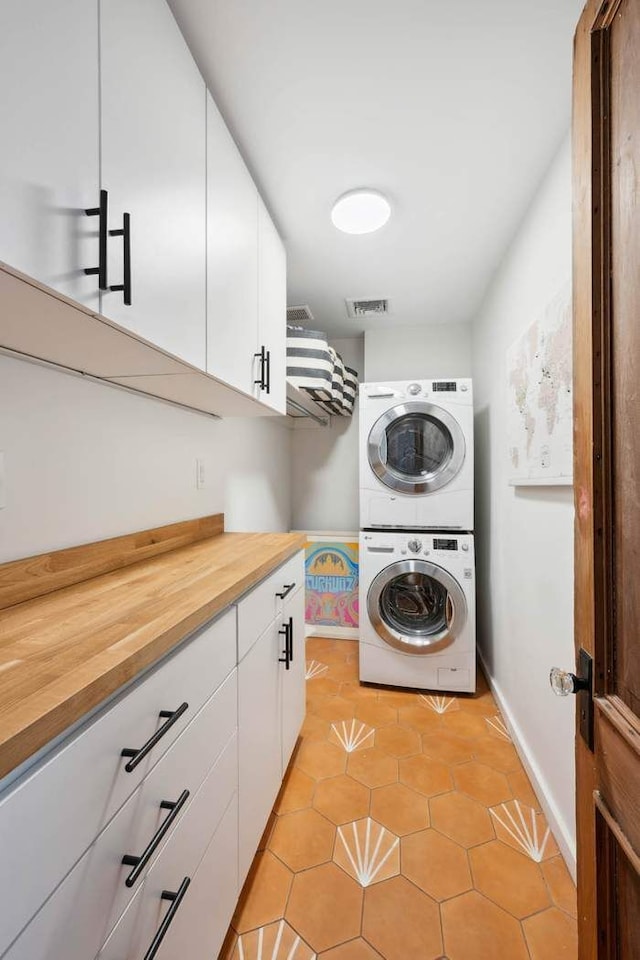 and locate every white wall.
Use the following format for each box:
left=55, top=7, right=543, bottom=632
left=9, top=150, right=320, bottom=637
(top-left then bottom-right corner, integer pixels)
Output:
left=291, top=337, right=363, bottom=533
left=472, top=133, right=575, bottom=869
left=364, top=322, right=472, bottom=382
left=0, top=355, right=291, bottom=562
